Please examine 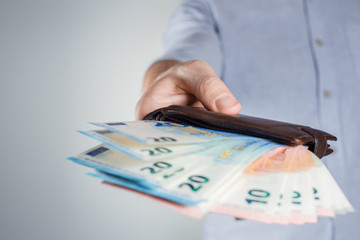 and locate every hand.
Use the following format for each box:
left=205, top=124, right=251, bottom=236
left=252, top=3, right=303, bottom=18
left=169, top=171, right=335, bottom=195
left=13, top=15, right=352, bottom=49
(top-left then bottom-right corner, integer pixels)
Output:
left=135, top=60, right=241, bottom=120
